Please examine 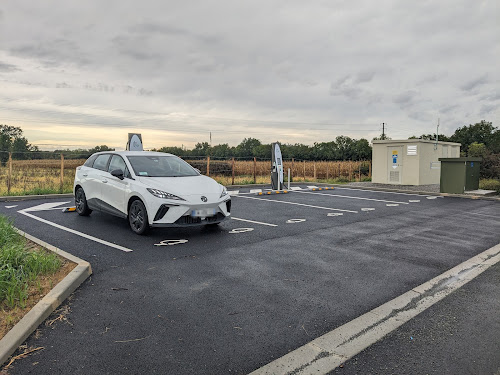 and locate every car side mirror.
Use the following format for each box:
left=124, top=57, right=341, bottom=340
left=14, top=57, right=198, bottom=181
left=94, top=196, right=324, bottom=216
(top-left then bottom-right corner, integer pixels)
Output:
left=111, top=169, right=124, bottom=180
